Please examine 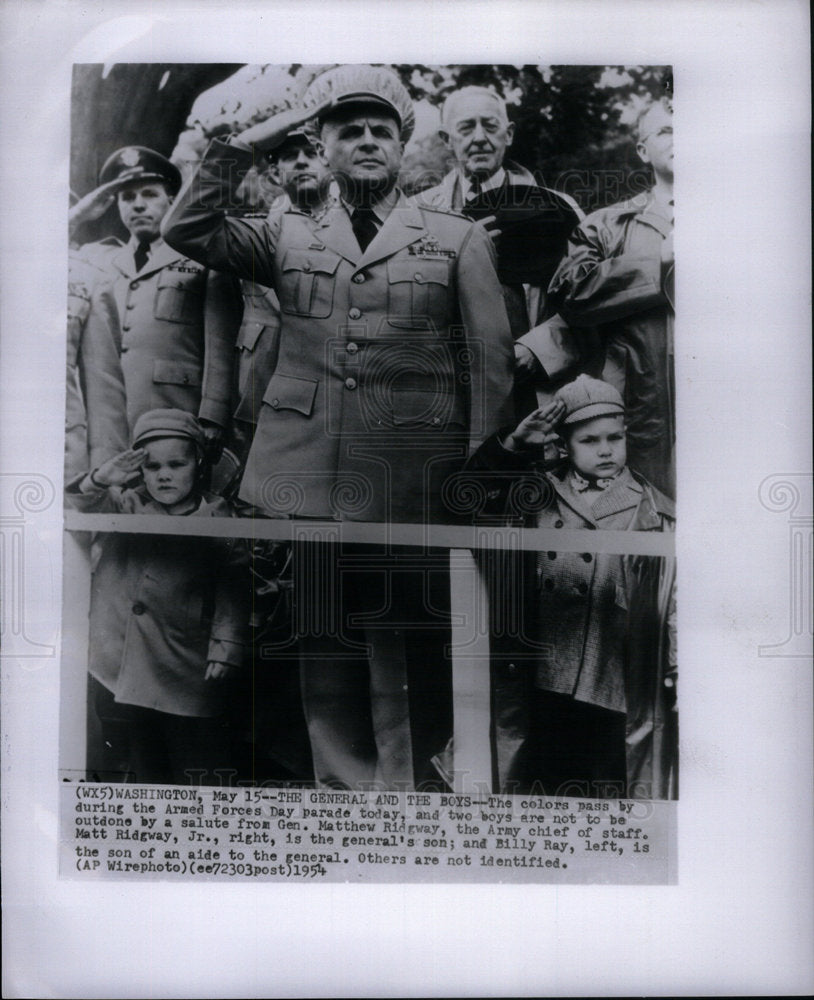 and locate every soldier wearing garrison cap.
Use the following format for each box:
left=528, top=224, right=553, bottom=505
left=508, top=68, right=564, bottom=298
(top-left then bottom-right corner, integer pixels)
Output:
left=163, top=64, right=515, bottom=791
left=79, top=145, right=241, bottom=470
